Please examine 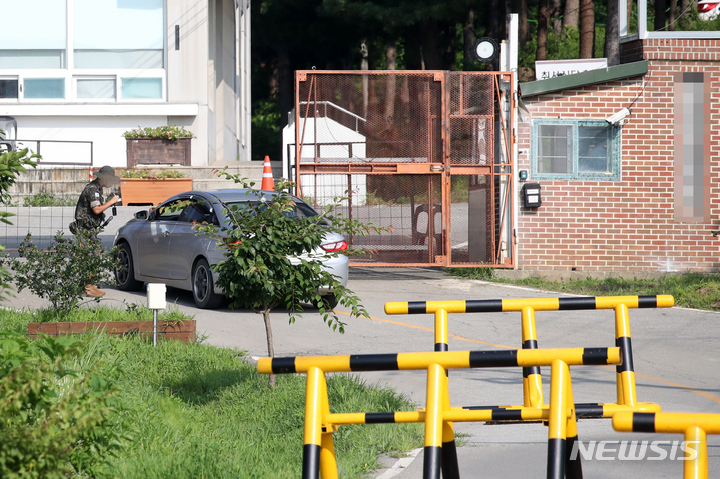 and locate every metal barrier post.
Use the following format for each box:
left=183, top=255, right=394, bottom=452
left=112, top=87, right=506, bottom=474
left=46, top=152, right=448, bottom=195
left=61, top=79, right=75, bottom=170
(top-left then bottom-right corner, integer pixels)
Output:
left=260, top=347, right=622, bottom=478
left=547, top=359, right=569, bottom=479
left=303, top=366, right=324, bottom=479
left=614, top=303, right=636, bottom=407
left=424, top=363, right=444, bottom=479
left=521, top=306, right=544, bottom=408
left=434, top=308, right=461, bottom=478
left=686, top=425, right=708, bottom=479
left=613, top=412, right=720, bottom=479
left=563, top=363, right=583, bottom=479
left=318, top=371, right=339, bottom=479
left=434, top=308, right=449, bottom=352
left=440, top=362, right=460, bottom=479
left=385, top=295, right=673, bottom=419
